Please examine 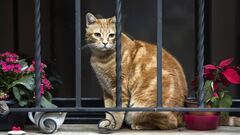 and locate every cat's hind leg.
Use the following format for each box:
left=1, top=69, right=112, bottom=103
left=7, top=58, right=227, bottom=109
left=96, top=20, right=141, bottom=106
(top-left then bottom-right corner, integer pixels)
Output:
left=151, top=112, right=179, bottom=130
left=125, top=112, right=157, bottom=130
left=126, top=111, right=179, bottom=130
left=131, top=121, right=157, bottom=130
